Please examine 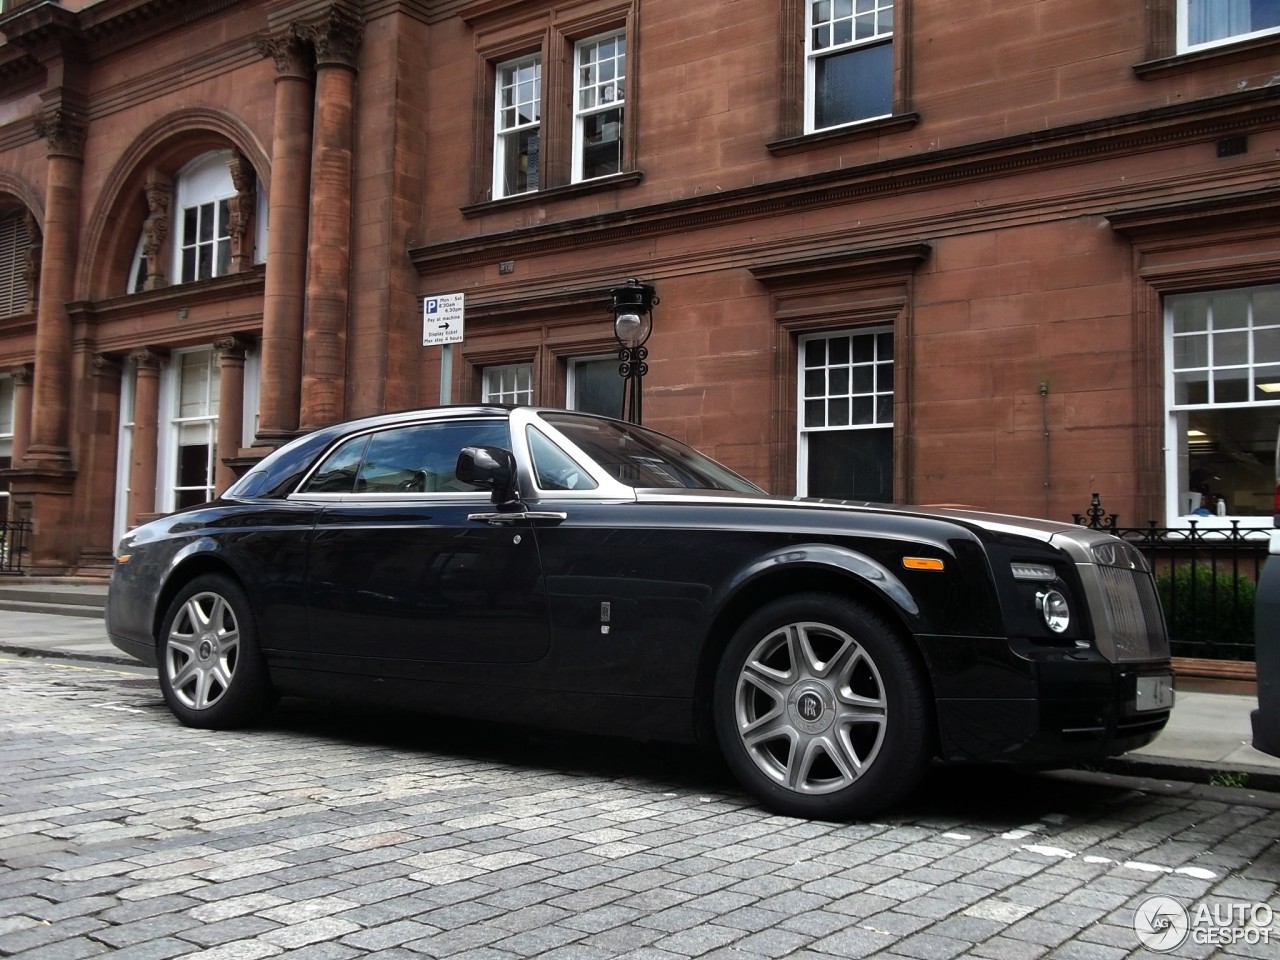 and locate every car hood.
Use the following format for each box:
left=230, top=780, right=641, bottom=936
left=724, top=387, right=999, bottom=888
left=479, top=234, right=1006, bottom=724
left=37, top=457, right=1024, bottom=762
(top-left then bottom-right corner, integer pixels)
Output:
left=635, top=489, right=1098, bottom=545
